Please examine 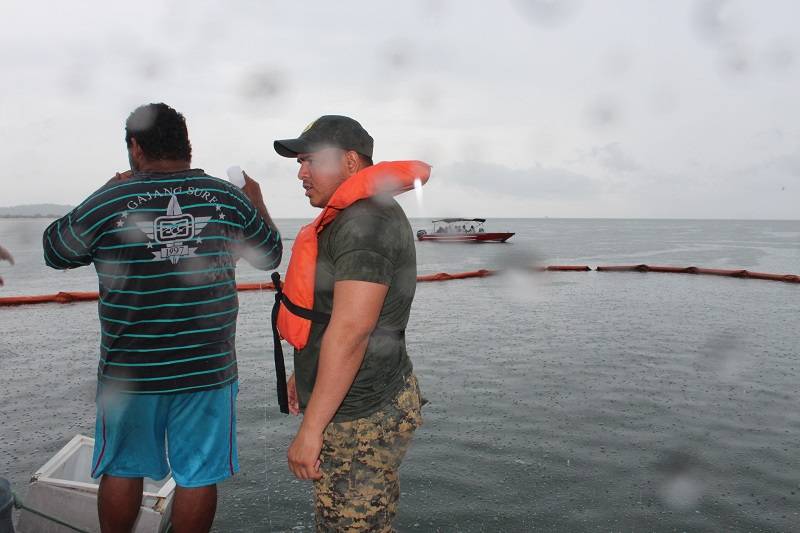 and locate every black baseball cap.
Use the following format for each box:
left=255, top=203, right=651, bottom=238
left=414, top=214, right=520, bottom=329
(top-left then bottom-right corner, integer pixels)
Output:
left=274, top=115, right=374, bottom=159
